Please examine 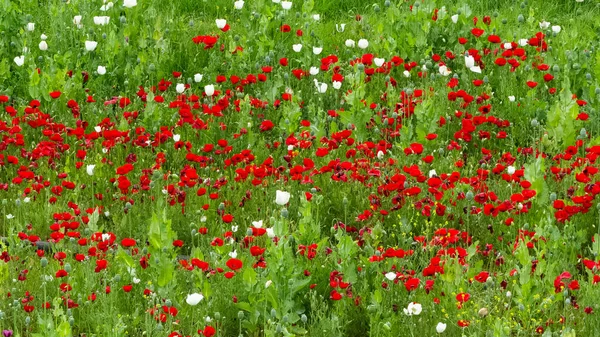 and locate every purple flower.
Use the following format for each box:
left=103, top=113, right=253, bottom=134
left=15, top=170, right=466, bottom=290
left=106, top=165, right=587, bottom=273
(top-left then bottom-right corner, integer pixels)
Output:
left=3, top=330, right=13, bottom=337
